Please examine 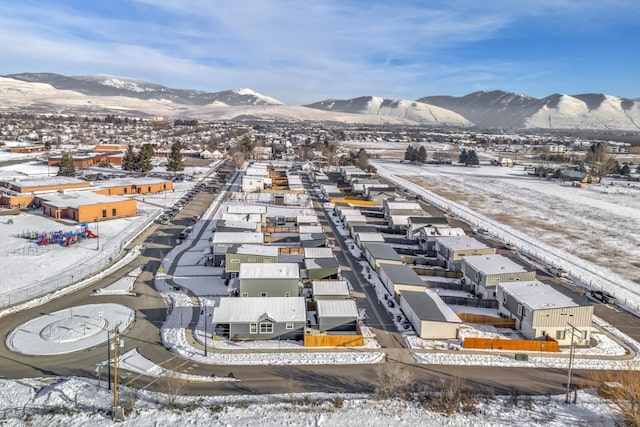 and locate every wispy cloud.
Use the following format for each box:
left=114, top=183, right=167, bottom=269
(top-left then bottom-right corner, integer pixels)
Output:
left=0, top=0, right=638, bottom=103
